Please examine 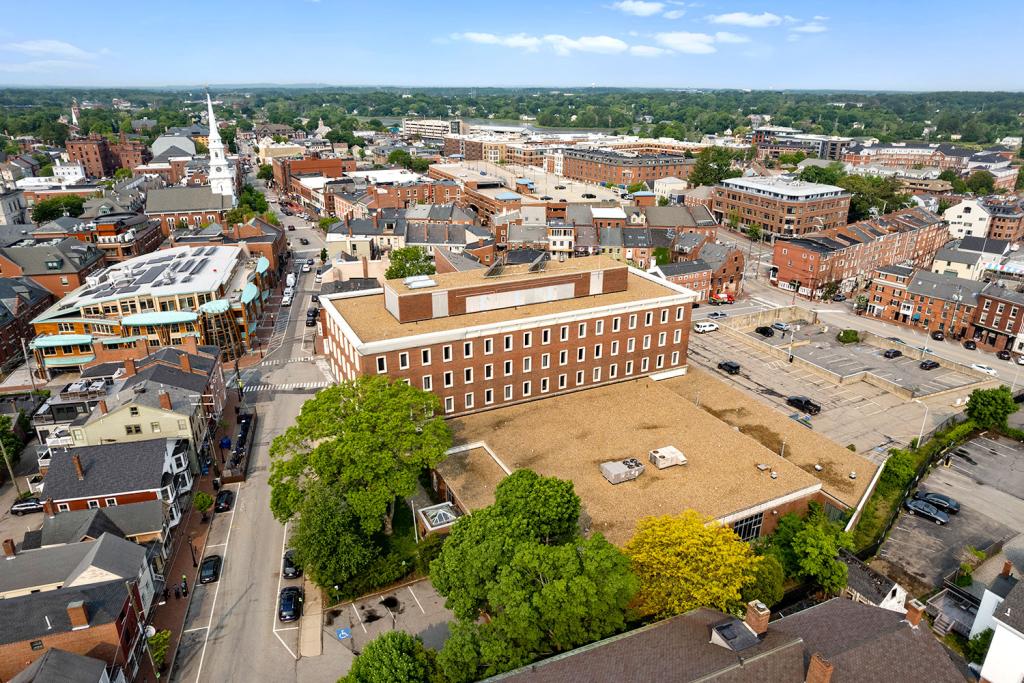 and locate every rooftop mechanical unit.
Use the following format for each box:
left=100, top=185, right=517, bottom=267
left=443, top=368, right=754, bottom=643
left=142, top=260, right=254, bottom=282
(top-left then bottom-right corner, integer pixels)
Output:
left=600, top=458, right=645, bottom=485
left=649, top=446, right=687, bottom=470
